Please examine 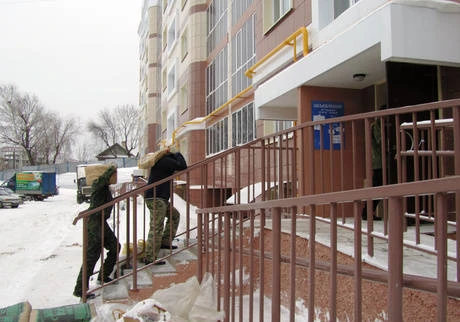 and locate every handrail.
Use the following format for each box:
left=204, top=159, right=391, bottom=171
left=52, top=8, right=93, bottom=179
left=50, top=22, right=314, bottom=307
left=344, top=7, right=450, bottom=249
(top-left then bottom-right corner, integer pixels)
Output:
left=245, top=26, right=308, bottom=78
left=172, top=85, right=254, bottom=144
left=196, top=176, right=460, bottom=214
left=171, top=26, right=309, bottom=145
